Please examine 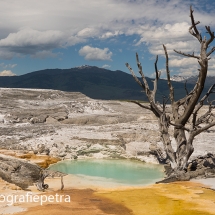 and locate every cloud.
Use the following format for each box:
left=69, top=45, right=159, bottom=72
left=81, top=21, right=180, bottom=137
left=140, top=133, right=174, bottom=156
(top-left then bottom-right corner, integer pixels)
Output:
left=169, top=57, right=198, bottom=68
left=0, top=28, right=63, bottom=48
left=100, top=31, right=123, bottom=39
left=0, top=63, right=17, bottom=68
left=175, top=67, right=200, bottom=76
left=31, top=50, right=60, bottom=59
left=0, top=70, right=16, bottom=76
left=164, top=56, right=215, bottom=77
left=135, top=22, right=202, bottom=59
left=0, top=28, right=65, bottom=58
left=102, top=64, right=111, bottom=69
left=77, top=28, right=100, bottom=38
left=79, top=46, right=112, bottom=61
left=0, top=0, right=214, bottom=67
left=0, top=28, right=85, bottom=59
left=135, top=22, right=191, bottom=46
left=134, top=20, right=210, bottom=77
left=9, top=64, right=17, bottom=68
left=207, top=58, right=215, bottom=76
